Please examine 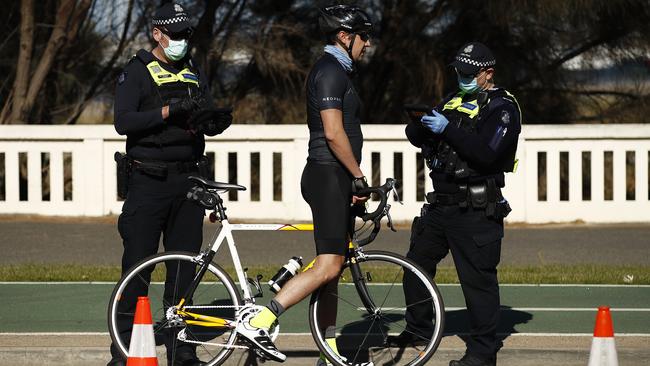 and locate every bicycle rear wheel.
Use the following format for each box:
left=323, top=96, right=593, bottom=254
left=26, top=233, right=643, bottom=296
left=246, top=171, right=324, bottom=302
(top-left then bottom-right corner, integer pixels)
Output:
left=107, top=251, right=243, bottom=366
left=309, top=250, right=444, bottom=366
